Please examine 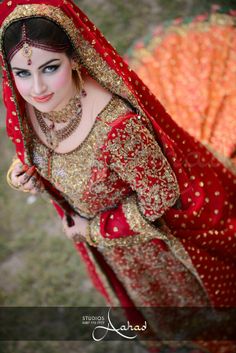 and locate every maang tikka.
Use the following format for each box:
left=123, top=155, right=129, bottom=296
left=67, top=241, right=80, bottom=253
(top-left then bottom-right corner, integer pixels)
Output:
left=21, top=23, right=32, bottom=65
